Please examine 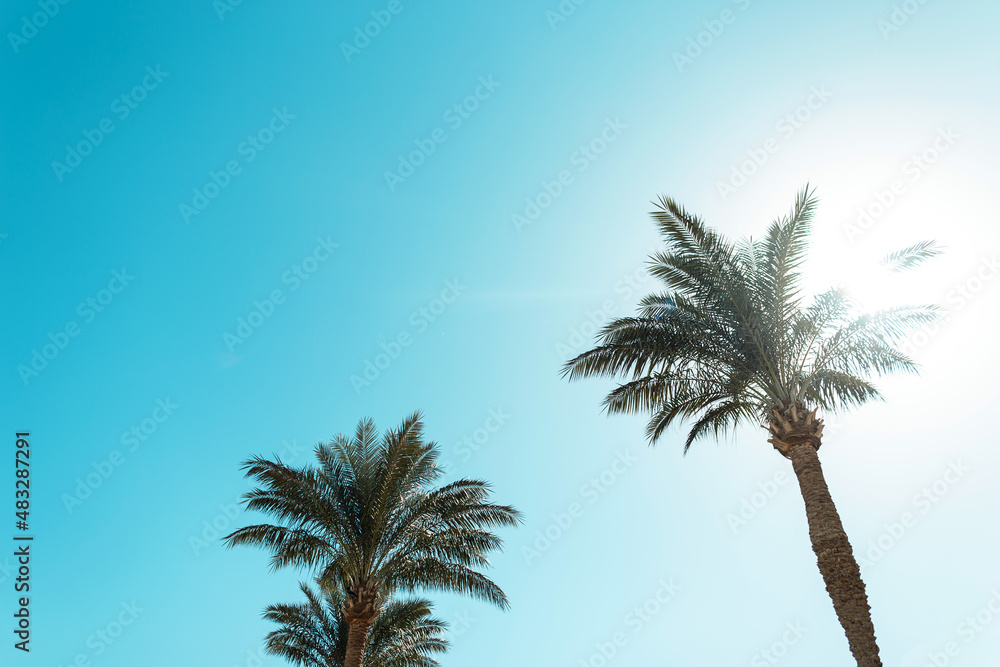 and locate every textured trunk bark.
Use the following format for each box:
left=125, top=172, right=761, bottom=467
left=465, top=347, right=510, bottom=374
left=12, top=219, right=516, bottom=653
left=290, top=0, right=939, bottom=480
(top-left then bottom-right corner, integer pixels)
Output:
left=786, top=441, right=882, bottom=667
left=343, top=620, right=370, bottom=667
